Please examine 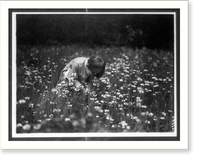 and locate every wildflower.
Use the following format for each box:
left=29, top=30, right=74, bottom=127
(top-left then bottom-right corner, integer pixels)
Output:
left=124, top=69, right=129, bottom=73
left=140, top=112, right=146, bottom=116
left=92, top=92, right=97, bottom=97
left=112, top=100, right=117, bottom=104
left=18, top=99, right=26, bottom=104
left=25, top=97, right=30, bottom=100
left=74, top=85, right=82, bottom=91
left=116, top=92, right=120, bottom=95
left=119, top=107, right=123, bottom=111
left=129, top=102, right=133, bottom=106
left=45, top=118, right=51, bottom=121
left=113, top=96, right=117, bottom=99
left=21, top=115, right=25, bottom=119
left=136, top=97, right=142, bottom=102
left=154, top=85, right=159, bottom=88
left=67, top=104, right=72, bottom=109
left=135, top=118, right=141, bottom=123
left=72, top=120, right=79, bottom=127
left=131, top=85, right=136, bottom=88
left=168, top=78, right=172, bottom=82
left=140, top=83, right=144, bottom=86
left=94, top=106, right=103, bottom=113
left=95, top=100, right=100, bottom=104
left=137, top=87, right=144, bottom=93
left=149, top=112, right=154, bottom=117
left=132, top=116, right=138, bottom=120
left=17, top=123, right=22, bottom=128
left=90, top=98, right=95, bottom=101
left=141, top=105, right=147, bottom=109
left=124, top=74, right=130, bottom=78
left=87, top=112, right=93, bottom=117
left=145, top=111, right=150, bottom=116
left=29, top=103, right=34, bottom=108
left=152, top=76, right=158, bottom=81
left=126, top=113, right=131, bottom=117
left=124, top=102, right=129, bottom=106
left=106, top=71, right=111, bottom=75
left=111, top=124, right=117, bottom=128
left=22, top=124, right=31, bottom=130
left=68, top=82, right=74, bottom=86
left=25, top=71, right=31, bottom=76
left=162, top=112, right=167, bottom=116
left=137, top=77, right=142, bottom=82
left=100, top=100, right=104, bottom=104
left=153, top=116, right=157, bottom=121
left=101, top=79, right=107, bottom=84
left=119, top=121, right=128, bottom=129
left=146, top=89, right=152, bottom=92
left=57, top=83, right=62, bottom=87
left=144, top=80, right=150, bottom=85
left=65, top=118, right=71, bottom=122
left=106, top=114, right=112, bottom=120
left=145, top=120, right=151, bottom=124
left=33, top=124, right=42, bottom=130
left=53, top=109, right=59, bottom=113
left=104, top=109, right=109, bottom=113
